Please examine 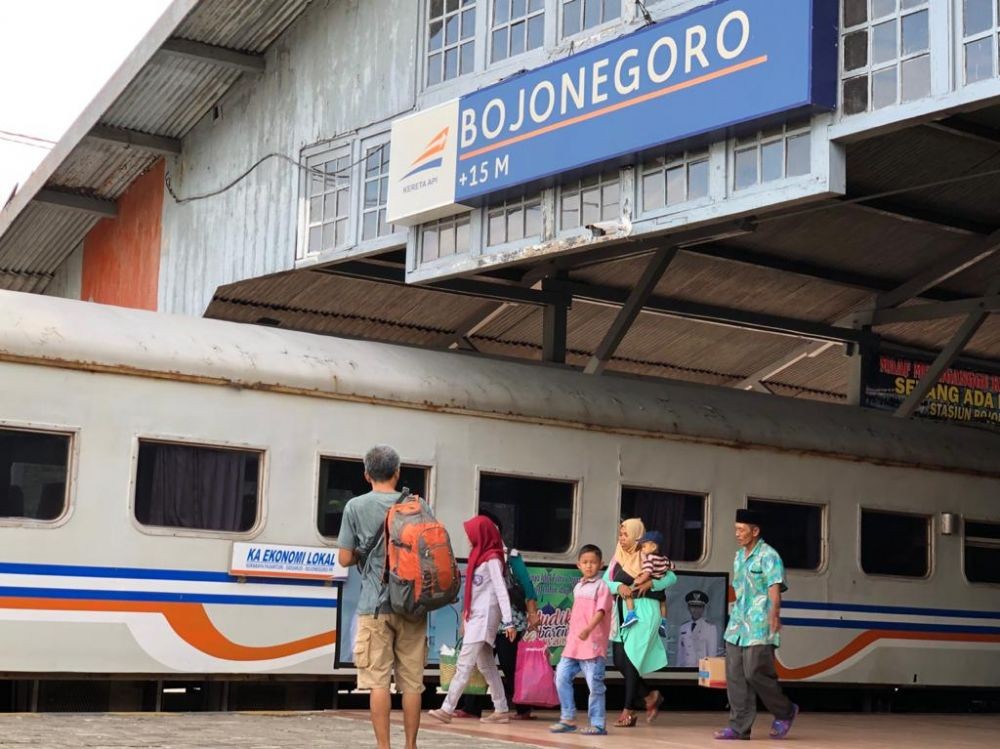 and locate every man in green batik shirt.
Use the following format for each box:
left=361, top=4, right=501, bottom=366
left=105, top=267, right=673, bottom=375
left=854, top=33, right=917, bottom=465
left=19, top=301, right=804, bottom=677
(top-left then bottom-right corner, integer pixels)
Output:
left=714, top=509, right=798, bottom=741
